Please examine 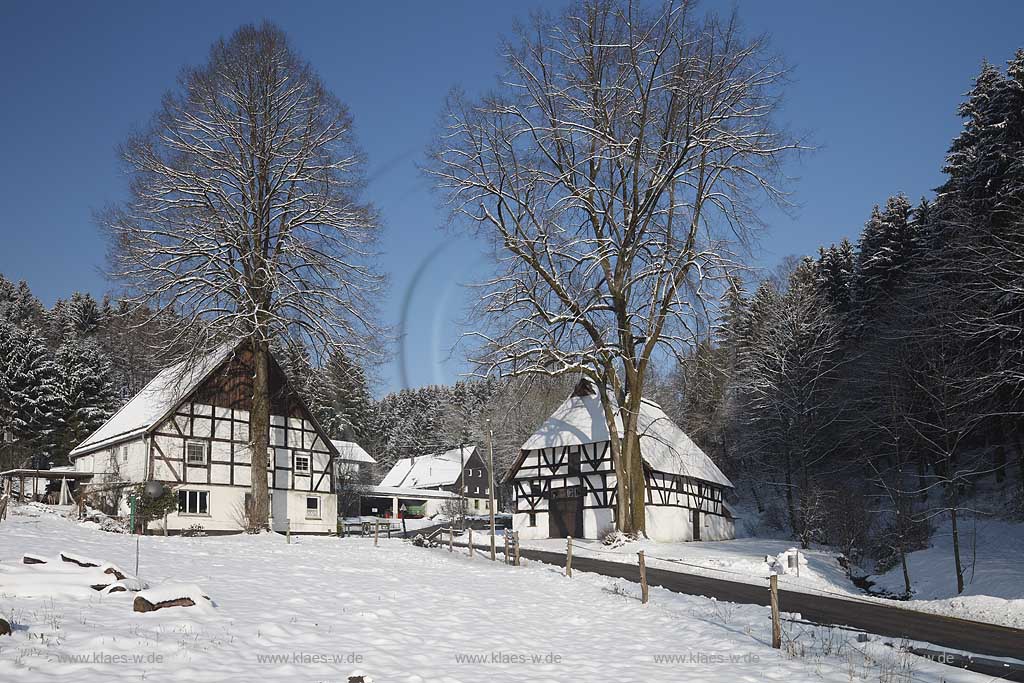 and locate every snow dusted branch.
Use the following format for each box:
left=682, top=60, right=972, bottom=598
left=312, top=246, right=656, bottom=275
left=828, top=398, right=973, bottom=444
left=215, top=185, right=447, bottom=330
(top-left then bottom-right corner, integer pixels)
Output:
left=101, top=23, right=383, bottom=367
left=428, top=0, right=800, bottom=532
